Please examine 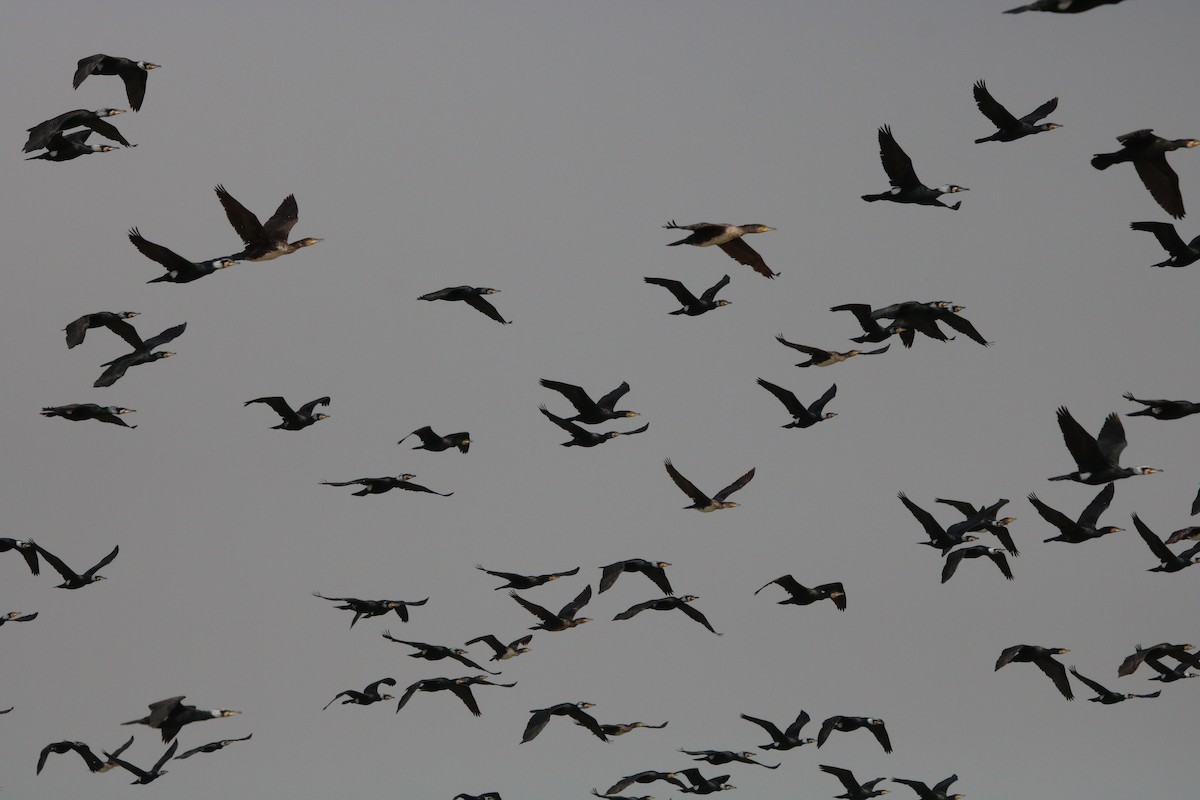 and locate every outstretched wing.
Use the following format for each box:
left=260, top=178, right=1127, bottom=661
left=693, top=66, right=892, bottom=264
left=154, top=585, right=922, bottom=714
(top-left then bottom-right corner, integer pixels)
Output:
left=644, top=277, right=699, bottom=306
left=973, top=80, right=1020, bottom=130
left=877, top=125, right=920, bottom=188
